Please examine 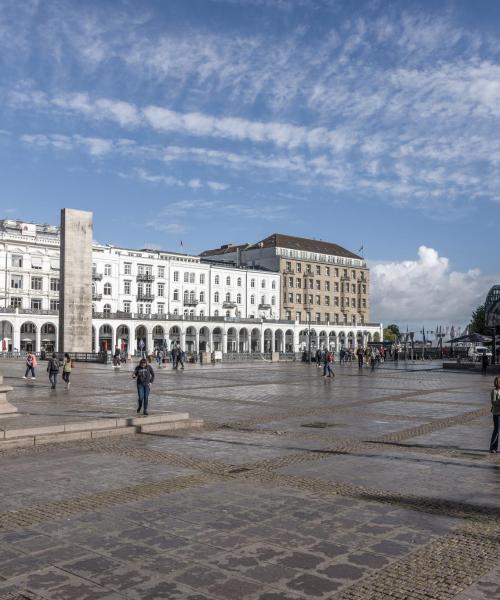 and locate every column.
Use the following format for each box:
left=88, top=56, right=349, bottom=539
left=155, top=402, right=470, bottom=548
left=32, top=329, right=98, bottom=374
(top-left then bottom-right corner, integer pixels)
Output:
left=13, top=324, right=21, bottom=354
left=147, top=328, right=154, bottom=353
left=270, top=330, right=275, bottom=353
left=222, top=331, right=228, bottom=353
left=180, top=330, right=186, bottom=351
left=293, top=329, right=300, bottom=353
left=194, top=329, right=199, bottom=354
left=35, top=326, right=41, bottom=354
left=235, top=331, right=239, bottom=353
left=94, top=327, right=99, bottom=353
